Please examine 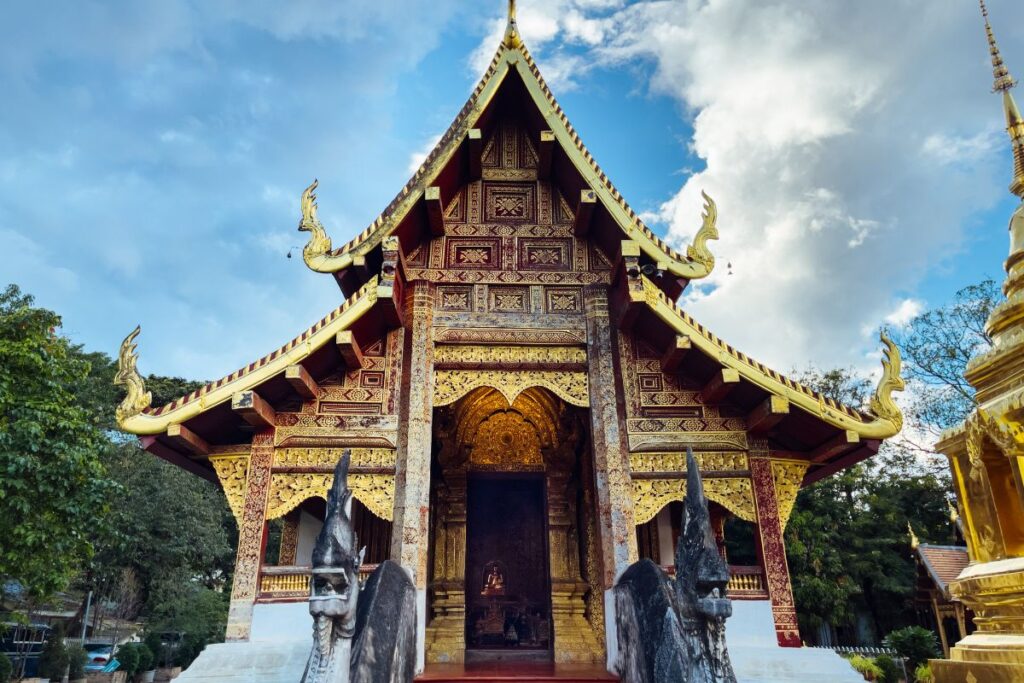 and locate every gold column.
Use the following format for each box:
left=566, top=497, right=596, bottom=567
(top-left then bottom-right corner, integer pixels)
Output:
left=547, top=470, right=603, bottom=663
left=425, top=472, right=468, bottom=662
